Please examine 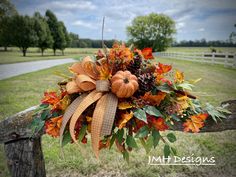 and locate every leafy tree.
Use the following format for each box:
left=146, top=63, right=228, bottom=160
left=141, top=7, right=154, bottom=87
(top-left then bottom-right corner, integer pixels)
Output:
left=11, top=15, right=38, bottom=56
left=0, top=0, right=17, bottom=18
left=127, top=13, right=176, bottom=52
left=69, top=32, right=79, bottom=48
left=58, top=21, right=70, bottom=55
left=229, top=24, right=236, bottom=44
left=45, top=10, right=68, bottom=55
left=33, top=12, right=53, bottom=56
left=0, top=0, right=18, bottom=51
